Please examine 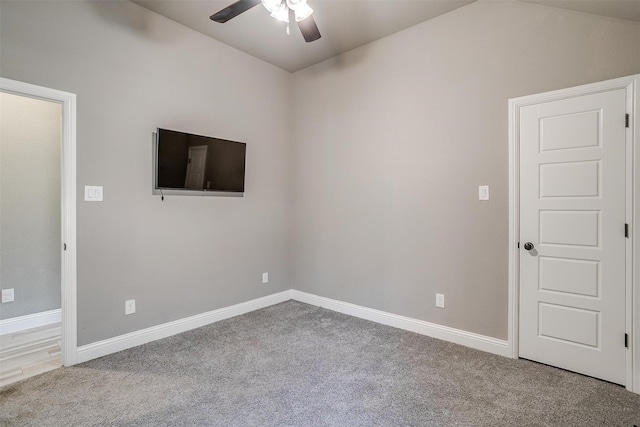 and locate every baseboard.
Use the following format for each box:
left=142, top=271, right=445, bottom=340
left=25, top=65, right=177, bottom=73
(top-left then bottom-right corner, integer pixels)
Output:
left=76, top=288, right=510, bottom=365
left=0, top=309, right=62, bottom=336
left=76, top=290, right=292, bottom=364
left=290, top=290, right=511, bottom=358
